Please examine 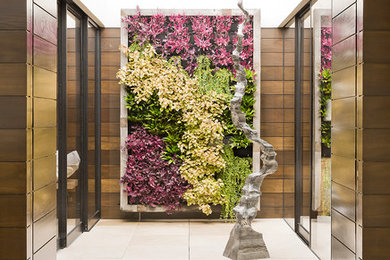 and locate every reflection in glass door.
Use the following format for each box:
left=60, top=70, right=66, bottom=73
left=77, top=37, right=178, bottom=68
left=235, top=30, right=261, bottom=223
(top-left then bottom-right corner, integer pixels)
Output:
left=66, top=9, right=83, bottom=241
left=295, top=8, right=312, bottom=242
